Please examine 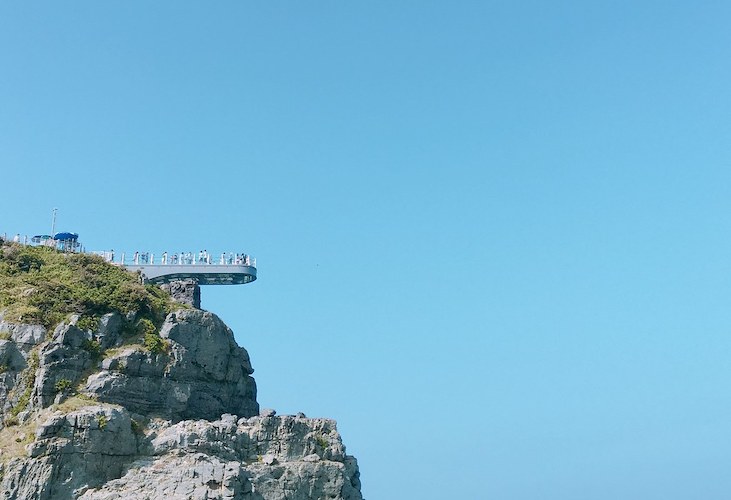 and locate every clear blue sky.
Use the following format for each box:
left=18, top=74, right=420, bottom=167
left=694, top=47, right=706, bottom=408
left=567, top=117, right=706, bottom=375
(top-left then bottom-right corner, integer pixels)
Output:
left=2, top=2, right=731, bottom=498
